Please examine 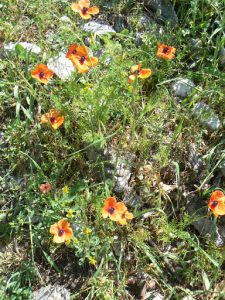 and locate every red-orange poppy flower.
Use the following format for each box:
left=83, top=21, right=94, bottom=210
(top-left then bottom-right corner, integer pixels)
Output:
left=31, top=64, right=54, bottom=84
left=102, top=197, right=127, bottom=222
left=208, top=190, right=225, bottom=218
left=71, top=0, right=99, bottom=19
left=39, top=182, right=52, bottom=194
left=118, top=208, right=134, bottom=225
left=66, top=44, right=79, bottom=60
left=41, top=109, right=65, bottom=129
left=157, top=44, right=176, bottom=60
left=69, top=45, right=98, bottom=73
left=128, top=64, right=152, bottom=83
left=50, top=219, right=73, bottom=243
